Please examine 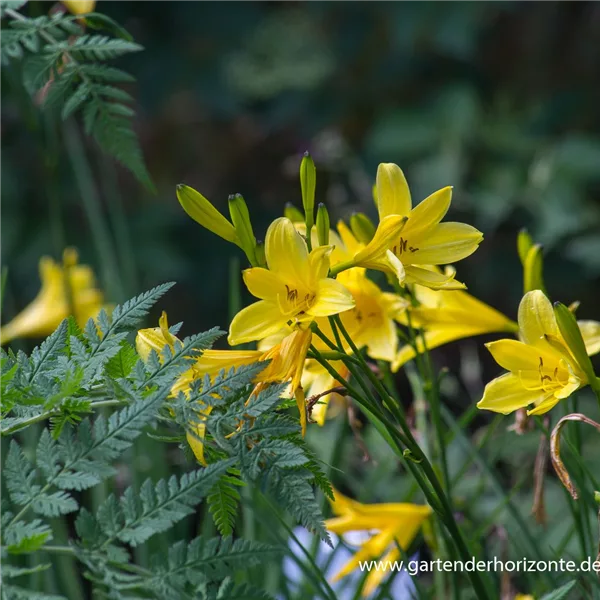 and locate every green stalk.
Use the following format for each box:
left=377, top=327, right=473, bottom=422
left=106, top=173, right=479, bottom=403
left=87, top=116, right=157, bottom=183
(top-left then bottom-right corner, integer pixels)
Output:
left=98, top=156, right=139, bottom=297
left=310, top=345, right=494, bottom=598
left=62, top=120, right=124, bottom=301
